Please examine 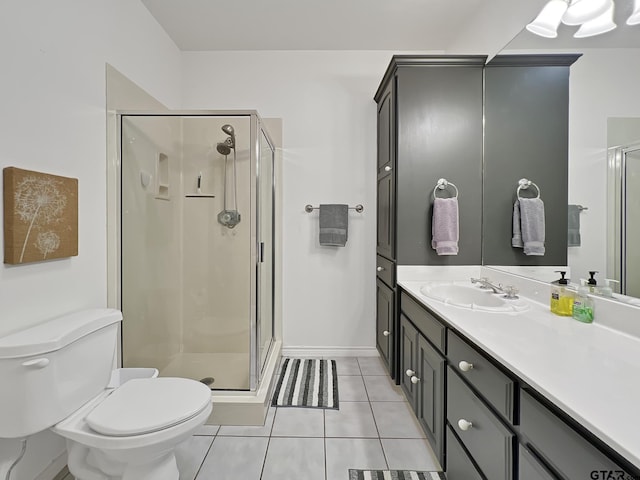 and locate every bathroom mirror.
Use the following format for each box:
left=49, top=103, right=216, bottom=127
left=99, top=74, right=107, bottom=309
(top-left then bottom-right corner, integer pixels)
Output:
left=485, top=1, right=640, bottom=302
